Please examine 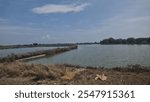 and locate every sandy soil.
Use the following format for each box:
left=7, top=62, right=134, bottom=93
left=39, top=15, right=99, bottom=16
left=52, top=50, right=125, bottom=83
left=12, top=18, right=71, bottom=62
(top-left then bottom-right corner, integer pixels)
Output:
left=0, top=61, right=150, bottom=85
